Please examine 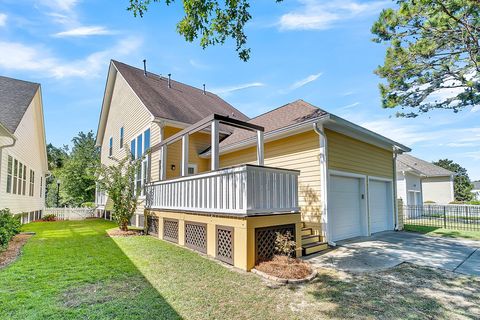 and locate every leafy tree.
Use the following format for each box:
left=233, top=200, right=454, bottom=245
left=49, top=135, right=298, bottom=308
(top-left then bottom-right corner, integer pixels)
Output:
left=127, top=0, right=283, bottom=61
left=433, top=159, right=473, bottom=201
left=372, top=0, right=480, bottom=117
left=46, top=143, right=69, bottom=170
left=59, top=131, right=100, bottom=206
left=45, top=144, right=69, bottom=207
left=96, top=154, right=144, bottom=231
